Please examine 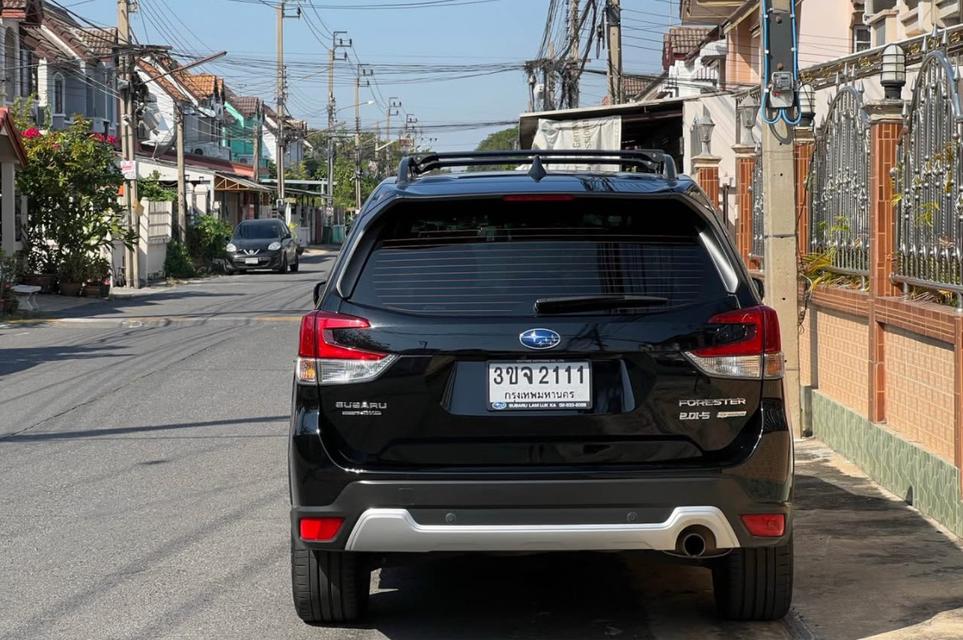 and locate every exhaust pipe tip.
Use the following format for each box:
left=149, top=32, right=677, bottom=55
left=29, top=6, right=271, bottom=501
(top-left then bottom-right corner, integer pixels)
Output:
left=675, top=525, right=717, bottom=558
left=681, top=532, right=706, bottom=557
